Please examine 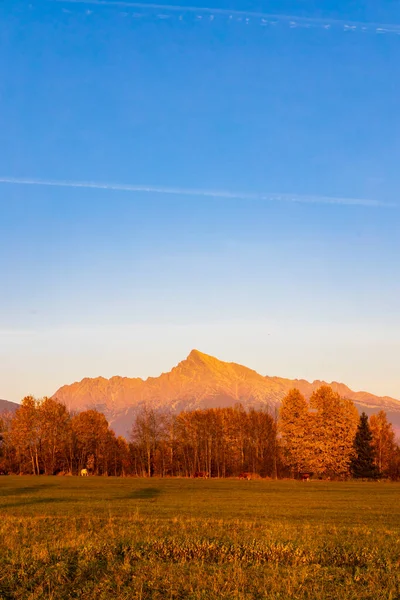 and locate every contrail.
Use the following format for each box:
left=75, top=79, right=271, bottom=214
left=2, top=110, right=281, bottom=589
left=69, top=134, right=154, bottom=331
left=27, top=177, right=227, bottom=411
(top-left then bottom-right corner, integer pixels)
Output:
left=0, top=176, right=394, bottom=207
left=49, top=0, right=400, bottom=34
